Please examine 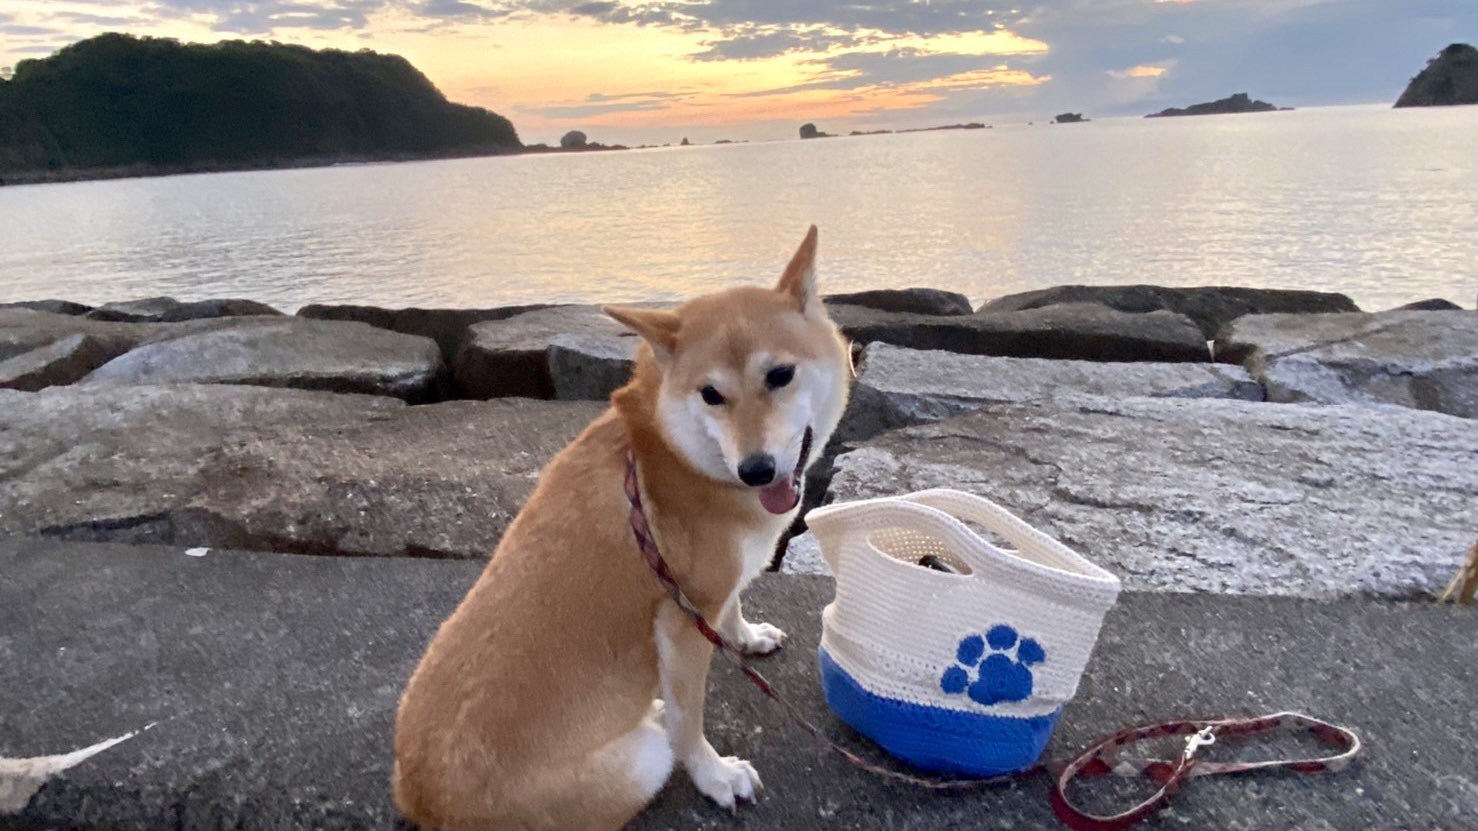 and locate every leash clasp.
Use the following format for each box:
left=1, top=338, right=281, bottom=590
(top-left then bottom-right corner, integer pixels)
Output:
left=1183, top=726, right=1217, bottom=760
